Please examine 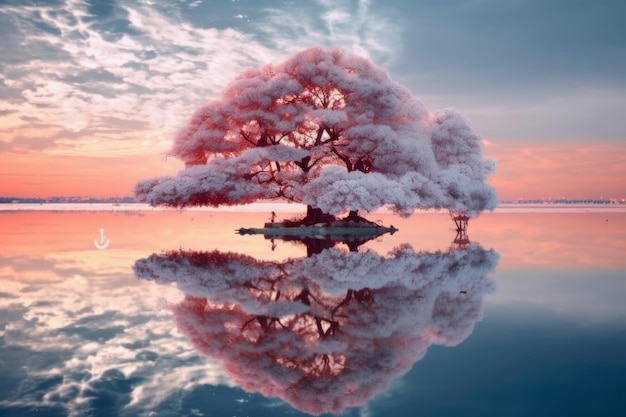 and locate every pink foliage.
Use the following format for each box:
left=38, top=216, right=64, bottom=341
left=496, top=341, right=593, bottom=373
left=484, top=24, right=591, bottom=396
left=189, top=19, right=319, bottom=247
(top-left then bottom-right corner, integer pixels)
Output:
left=134, top=47, right=497, bottom=217
left=134, top=244, right=498, bottom=415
